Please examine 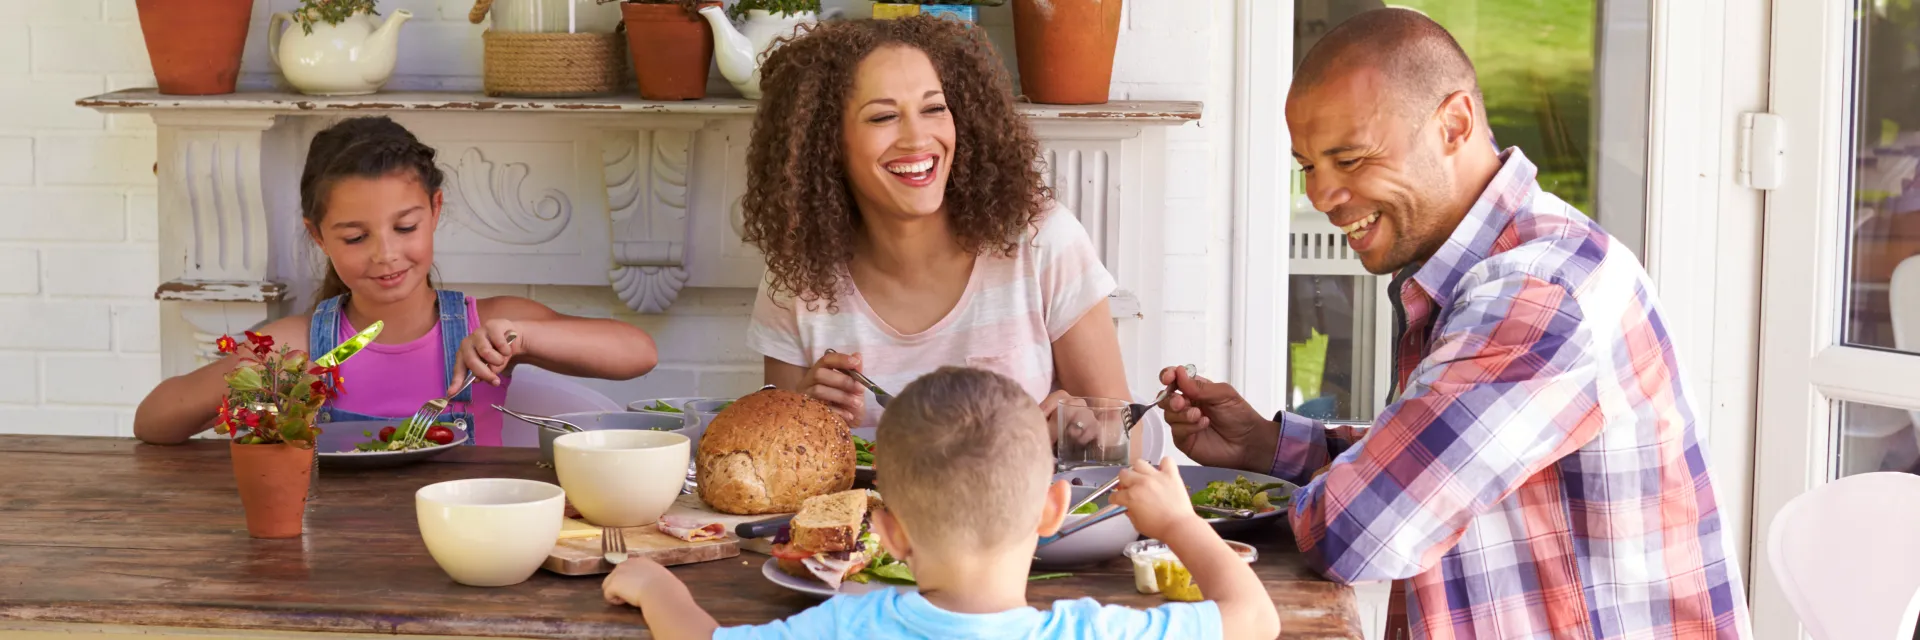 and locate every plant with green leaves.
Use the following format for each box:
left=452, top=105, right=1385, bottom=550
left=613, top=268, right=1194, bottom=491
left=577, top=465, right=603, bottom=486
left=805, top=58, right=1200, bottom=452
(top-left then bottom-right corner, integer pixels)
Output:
left=293, top=0, right=381, bottom=35
left=727, top=0, right=822, bottom=20
left=212, top=331, right=342, bottom=448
